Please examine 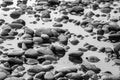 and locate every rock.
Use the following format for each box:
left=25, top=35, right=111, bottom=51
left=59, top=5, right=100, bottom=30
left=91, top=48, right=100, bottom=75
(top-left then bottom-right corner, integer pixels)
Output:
left=53, top=23, right=63, bottom=27
left=10, top=11, right=21, bottom=19
left=25, top=49, right=39, bottom=58
left=3, top=0, right=13, bottom=6
left=8, top=30, right=18, bottom=36
left=66, top=72, right=83, bottom=79
left=81, top=63, right=101, bottom=73
left=35, top=28, right=53, bottom=37
left=42, top=60, right=52, bottom=65
left=100, top=7, right=112, bottom=13
left=34, top=72, right=46, bottom=79
left=48, top=0, right=60, bottom=6
left=105, top=47, right=113, bottom=54
left=84, top=25, right=93, bottom=33
left=97, top=28, right=104, bottom=35
left=9, top=23, right=23, bottom=29
left=22, top=34, right=32, bottom=39
left=0, top=72, right=7, bottom=80
left=56, top=67, right=77, bottom=74
left=42, top=65, right=54, bottom=72
left=44, top=71, right=54, bottom=80
left=0, top=38, right=4, bottom=44
left=41, top=11, right=51, bottom=19
left=69, top=51, right=83, bottom=63
left=69, top=51, right=84, bottom=57
left=27, top=65, right=45, bottom=74
left=5, top=77, right=25, bottom=80
left=33, top=37, right=43, bottom=45
left=26, top=58, right=39, bottom=65
left=68, top=6, right=84, bottom=14
left=12, top=19, right=26, bottom=26
left=21, top=39, right=33, bottom=49
left=99, top=47, right=106, bottom=53
left=1, top=7, right=10, bottom=11
left=113, top=59, right=120, bottom=65
left=54, top=72, right=65, bottom=79
left=37, top=47, right=55, bottom=56
left=41, top=34, right=50, bottom=43
left=7, top=49, right=24, bottom=57
left=0, top=19, right=5, bottom=25
left=24, top=27, right=34, bottom=36
left=78, top=47, right=88, bottom=52
left=86, top=56, right=100, bottom=63
left=58, top=34, right=68, bottom=45
left=7, top=58, right=23, bottom=66
left=52, top=45, right=66, bottom=57
left=38, top=55, right=58, bottom=61
left=70, top=38, right=79, bottom=45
